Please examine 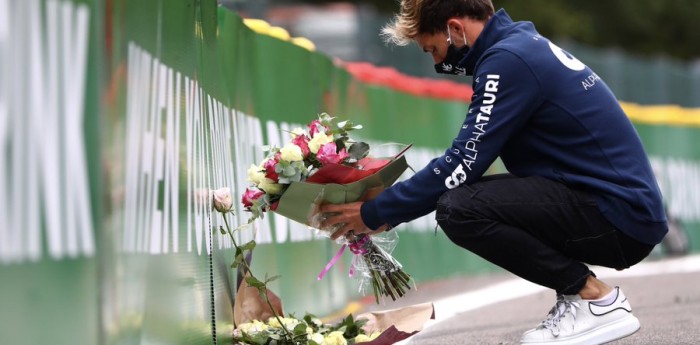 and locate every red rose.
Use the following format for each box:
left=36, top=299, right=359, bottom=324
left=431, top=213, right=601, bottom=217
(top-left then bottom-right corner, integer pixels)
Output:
left=292, top=134, right=311, bottom=157
left=308, top=119, right=330, bottom=137
left=241, top=188, right=265, bottom=209
left=263, top=156, right=280, bottom=182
